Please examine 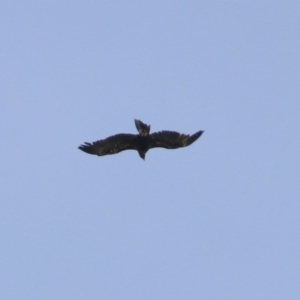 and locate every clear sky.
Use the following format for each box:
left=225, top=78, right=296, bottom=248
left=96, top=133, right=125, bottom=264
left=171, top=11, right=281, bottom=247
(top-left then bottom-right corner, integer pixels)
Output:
left=1, top=2, right=299, bottom=299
